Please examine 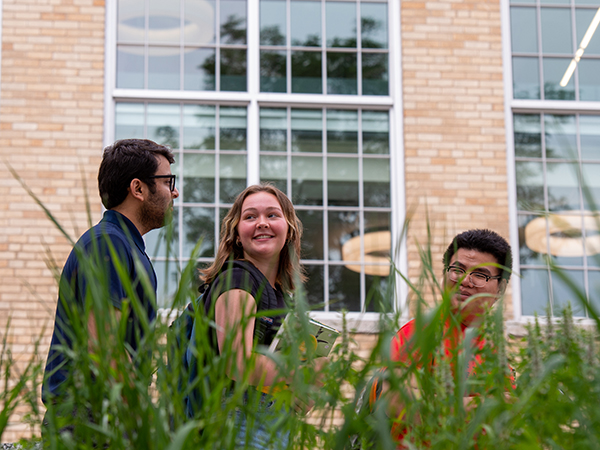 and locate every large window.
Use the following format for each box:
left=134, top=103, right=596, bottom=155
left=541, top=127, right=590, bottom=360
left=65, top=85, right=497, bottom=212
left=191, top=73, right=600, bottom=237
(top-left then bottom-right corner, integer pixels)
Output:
left=515, top=113, right=600, bottom=318
left=509, top=0, right=600, bottom=318
left=110, top=0, right=398, bottom=314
